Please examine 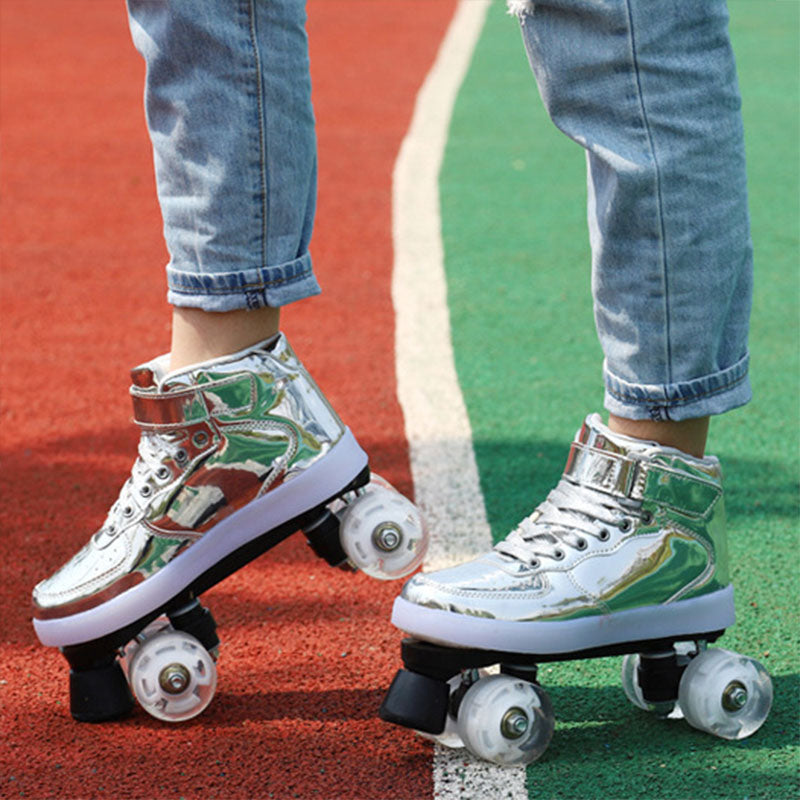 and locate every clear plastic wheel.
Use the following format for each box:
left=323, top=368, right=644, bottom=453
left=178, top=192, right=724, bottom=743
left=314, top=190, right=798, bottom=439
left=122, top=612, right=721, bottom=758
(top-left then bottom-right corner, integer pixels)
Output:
left=416, top=670, right=491, bottom=749
left=620, top=645, right=695, bottom=720
left=338, top=474, right=428, bottom=580
left=678, top=648, right=772, bottom=740
left=456, top=674, right=554, bottom=766
left=120, top=617, right=172, bottom=674
left=620, top=653, right=651, bottom=710
left=127, top=628, right=217, bottom=722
